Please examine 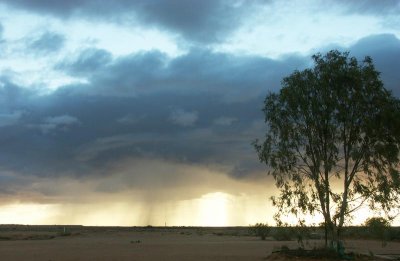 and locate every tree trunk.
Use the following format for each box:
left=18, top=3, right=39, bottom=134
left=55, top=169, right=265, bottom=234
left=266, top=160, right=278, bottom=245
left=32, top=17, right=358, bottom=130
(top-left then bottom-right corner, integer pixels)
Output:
left=324, top=221, right=328, bottom=247
left=328, top=221, right=336, bottom=248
